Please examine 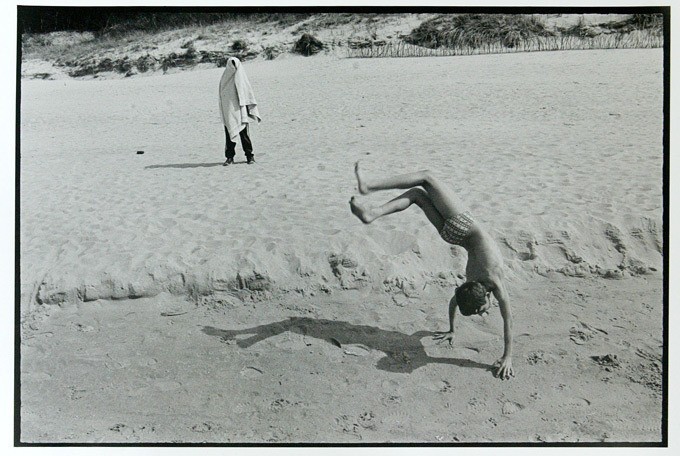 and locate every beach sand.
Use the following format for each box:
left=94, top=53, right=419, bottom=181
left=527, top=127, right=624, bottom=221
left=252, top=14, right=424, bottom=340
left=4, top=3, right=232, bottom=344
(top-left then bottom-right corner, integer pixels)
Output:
left=19, top=48, right=664, bottom=442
